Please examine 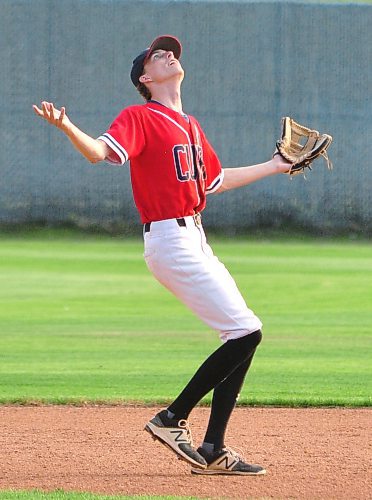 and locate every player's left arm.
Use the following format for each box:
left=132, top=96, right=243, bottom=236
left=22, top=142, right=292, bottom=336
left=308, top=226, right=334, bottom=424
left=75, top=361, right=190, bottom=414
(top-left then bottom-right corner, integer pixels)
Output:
left=215, top=156, right=291, bottom=194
